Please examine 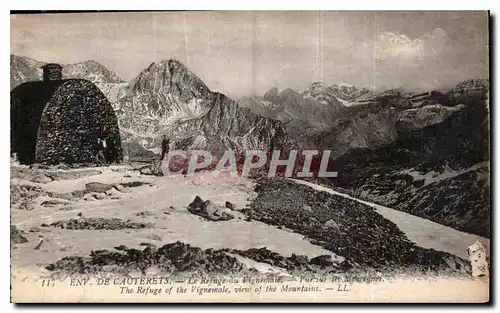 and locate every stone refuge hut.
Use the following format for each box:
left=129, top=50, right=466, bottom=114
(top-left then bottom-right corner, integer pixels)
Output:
left=11, top=63, right=123, bottom=165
